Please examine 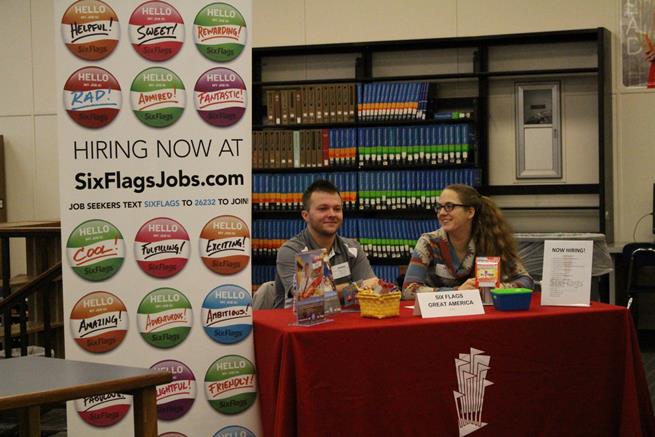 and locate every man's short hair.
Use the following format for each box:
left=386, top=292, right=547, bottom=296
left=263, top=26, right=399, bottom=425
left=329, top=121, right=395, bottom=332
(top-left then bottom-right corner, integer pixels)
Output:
left=302, top=179, right=341, bottom=210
